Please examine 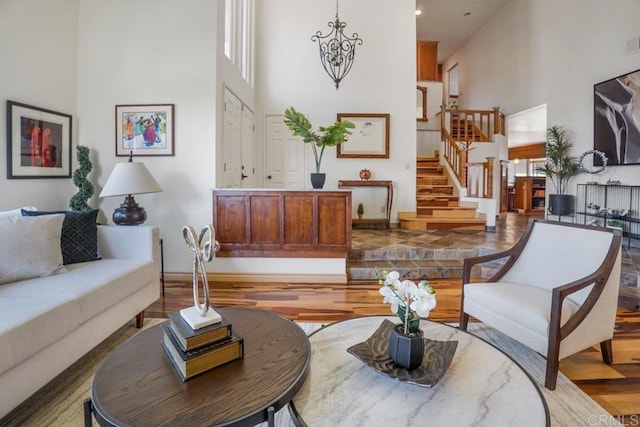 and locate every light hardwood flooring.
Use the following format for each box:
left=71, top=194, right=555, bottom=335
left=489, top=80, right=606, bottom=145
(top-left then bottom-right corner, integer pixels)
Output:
left=148, top=278, right=640, bottom=421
